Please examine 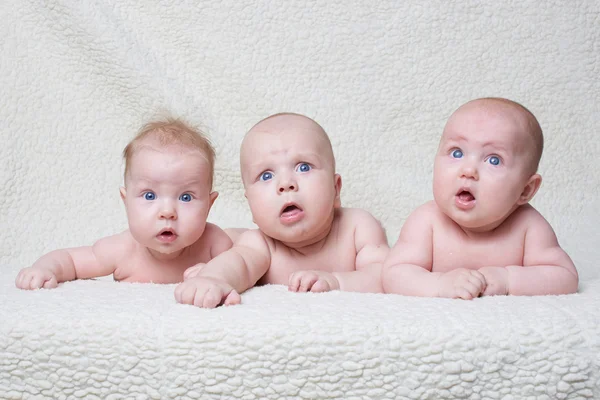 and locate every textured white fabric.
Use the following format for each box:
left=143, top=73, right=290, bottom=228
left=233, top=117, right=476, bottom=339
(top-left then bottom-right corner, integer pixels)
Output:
left=1, top=271, right=600, bottom=399
left=1, top=1, right=599, bottom=398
